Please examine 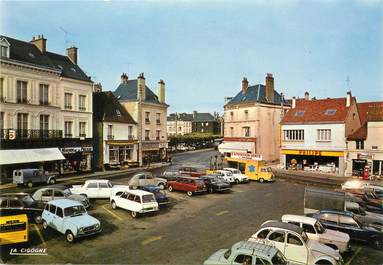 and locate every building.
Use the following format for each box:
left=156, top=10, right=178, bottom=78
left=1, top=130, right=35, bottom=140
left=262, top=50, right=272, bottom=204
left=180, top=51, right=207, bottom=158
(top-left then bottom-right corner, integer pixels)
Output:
left=346, top=101, right=383, bottom=177
left=167, top=111, right=220, bottom=136
left=113, top=73, right=168, bottom=165
left=0, top=35, right=93, bottom=177
left=167, top=113, right=193, bottom=135
left=219, top=73, right=290, bottom=161
left=280, top=92, right=361, bottom=176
